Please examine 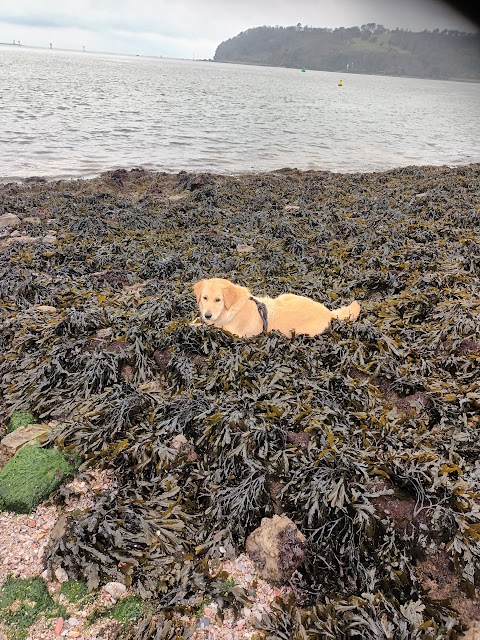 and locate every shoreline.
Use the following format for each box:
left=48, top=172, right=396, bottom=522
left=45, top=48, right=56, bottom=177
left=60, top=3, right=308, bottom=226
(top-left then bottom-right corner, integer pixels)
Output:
left=1, top=160, right=480, bottom=187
